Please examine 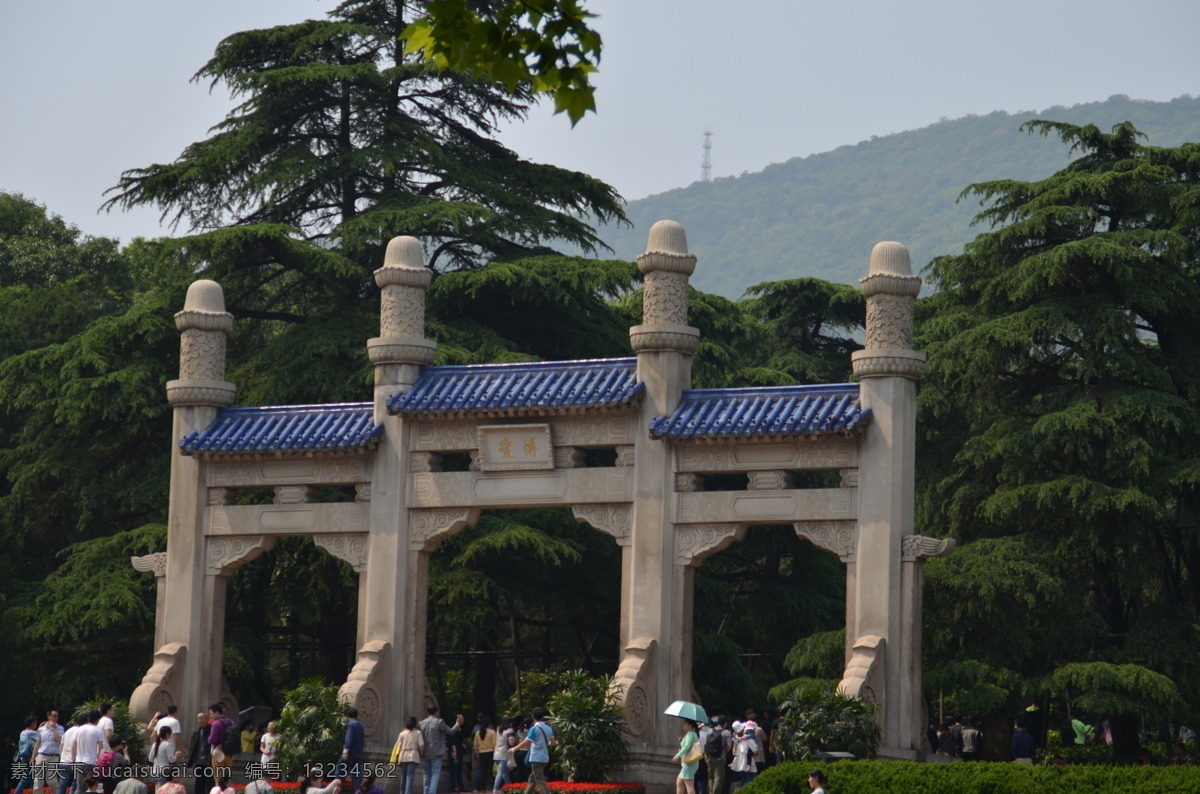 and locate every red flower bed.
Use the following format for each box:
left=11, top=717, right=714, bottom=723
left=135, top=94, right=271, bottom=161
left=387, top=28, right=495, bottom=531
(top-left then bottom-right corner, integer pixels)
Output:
left=500, top=784, right=644, bottom=794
